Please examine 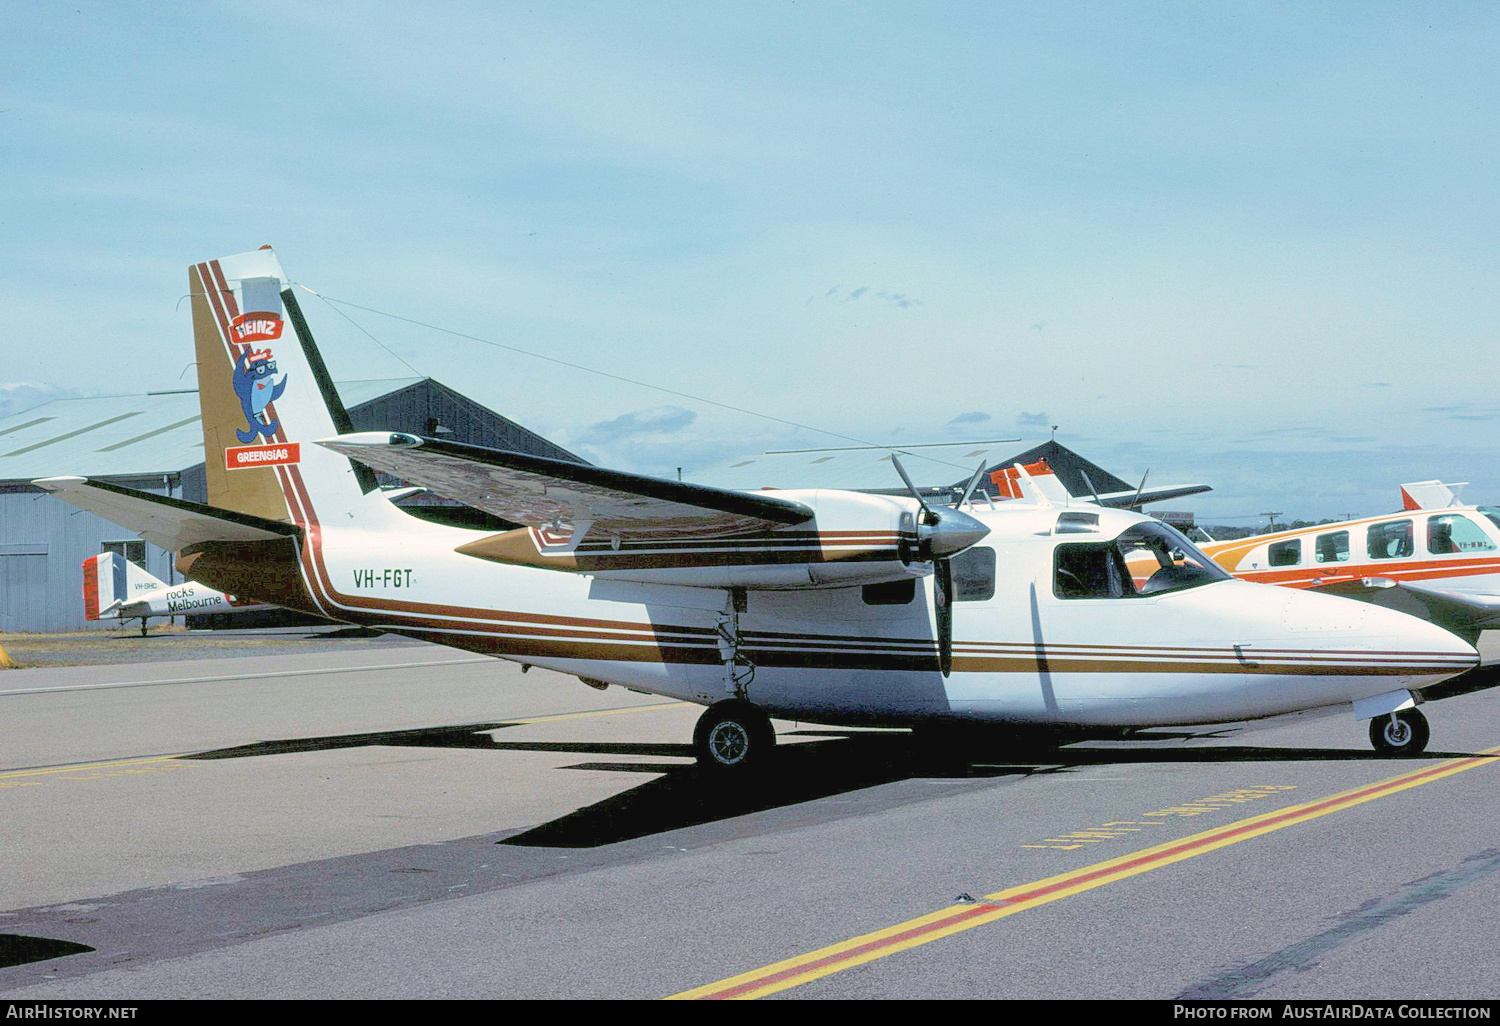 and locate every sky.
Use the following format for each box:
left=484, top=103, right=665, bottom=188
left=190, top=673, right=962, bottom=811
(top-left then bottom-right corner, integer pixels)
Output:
left=3, top=1, right=1498, bottom=524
